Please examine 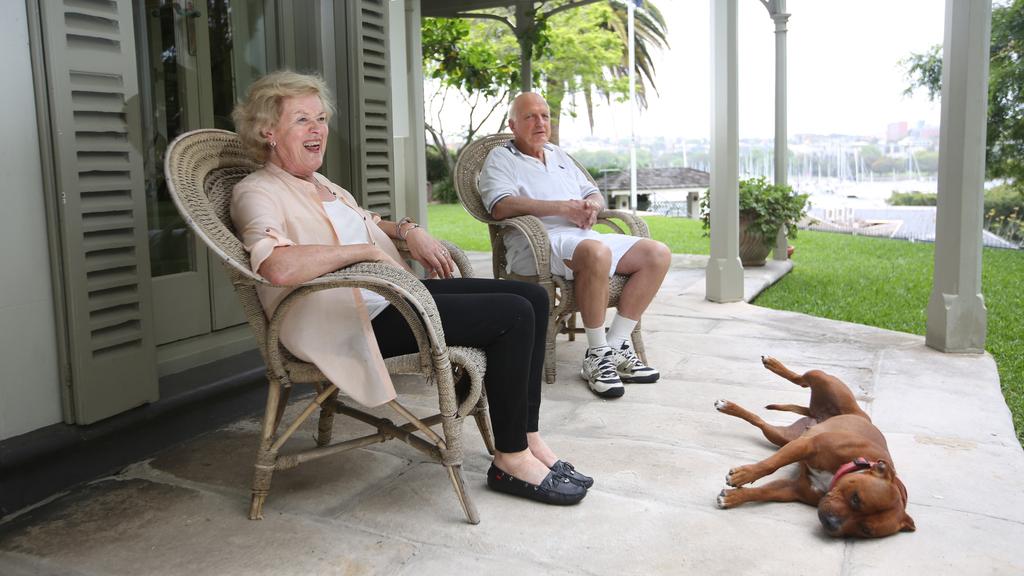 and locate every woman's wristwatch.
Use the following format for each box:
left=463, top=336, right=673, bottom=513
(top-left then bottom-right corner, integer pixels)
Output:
left=397, top=217, right=422, bottom=240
